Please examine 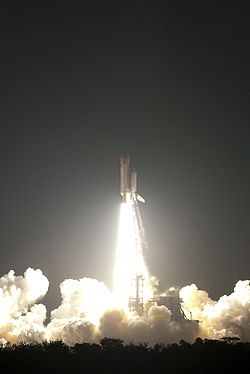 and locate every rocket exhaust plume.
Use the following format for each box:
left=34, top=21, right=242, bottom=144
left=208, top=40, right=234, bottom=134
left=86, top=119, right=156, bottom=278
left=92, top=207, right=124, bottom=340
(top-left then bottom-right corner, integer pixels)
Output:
left=114, top=153, right=153, bottom=312
left=0, top=154, right=250, bottom=346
